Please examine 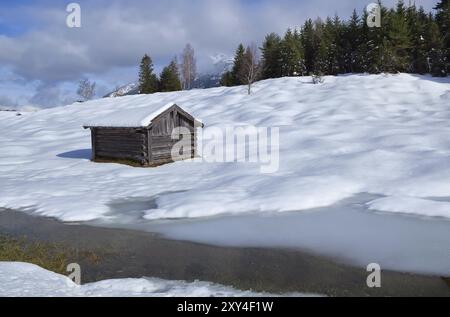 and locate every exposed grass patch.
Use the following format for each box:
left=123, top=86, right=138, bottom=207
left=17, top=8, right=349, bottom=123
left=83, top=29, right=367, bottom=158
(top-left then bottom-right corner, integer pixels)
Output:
left=0, top=235, right=101, bottom=275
